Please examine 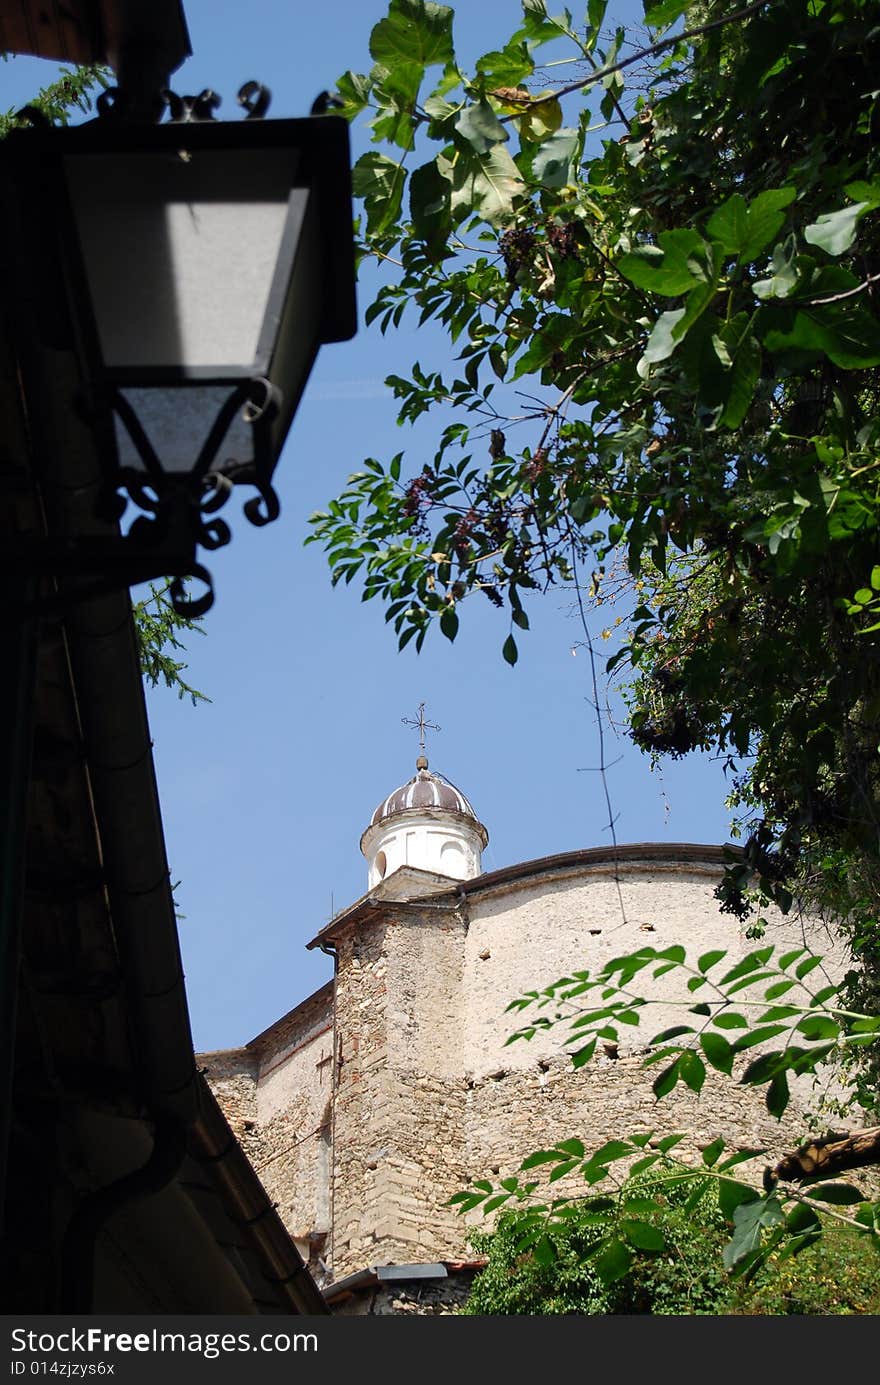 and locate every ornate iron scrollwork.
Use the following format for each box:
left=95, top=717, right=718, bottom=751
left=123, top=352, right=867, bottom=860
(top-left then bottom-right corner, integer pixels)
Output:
left=163, top=88, right=222, bottom=123
left=103, top=379, right=282, bottom=615
left=95, top=82, right=273, bottom=125
left=237, top=82, right=272, bottom=120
